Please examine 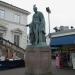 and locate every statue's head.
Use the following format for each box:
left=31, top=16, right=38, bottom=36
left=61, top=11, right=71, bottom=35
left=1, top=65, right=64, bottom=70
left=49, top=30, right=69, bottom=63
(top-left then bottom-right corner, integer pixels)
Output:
left=33, top=5, right=37, bottom=13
